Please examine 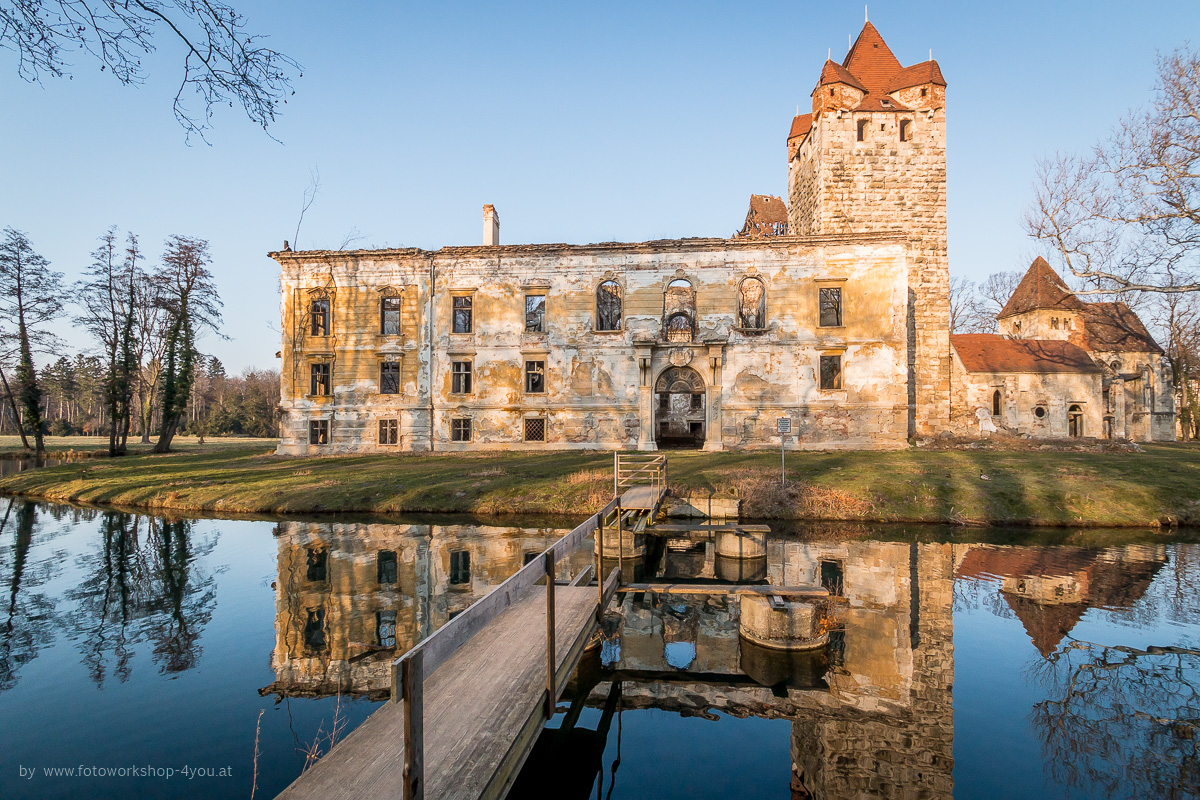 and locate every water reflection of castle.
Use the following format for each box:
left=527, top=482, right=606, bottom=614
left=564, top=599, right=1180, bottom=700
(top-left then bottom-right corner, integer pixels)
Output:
left=262, top=524, right=1171, bottom=798
left=261, top=521, right=585, bottom=700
